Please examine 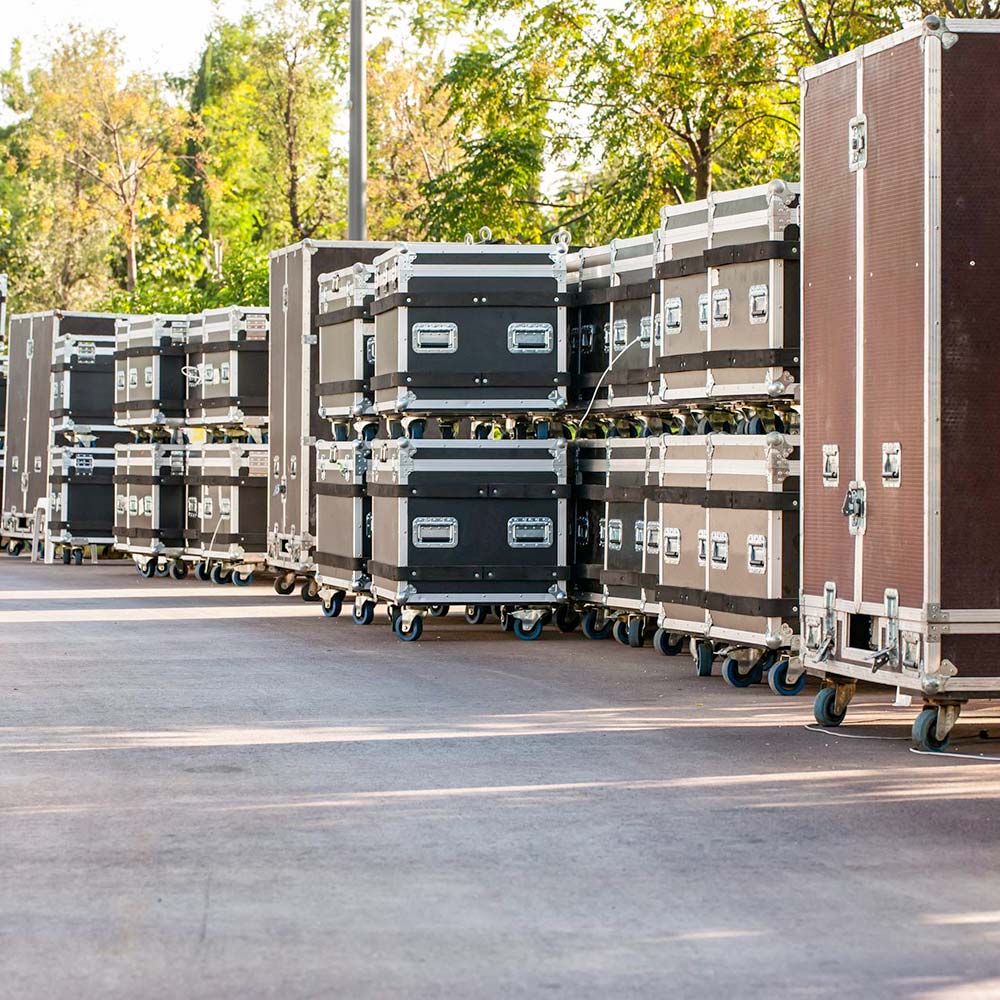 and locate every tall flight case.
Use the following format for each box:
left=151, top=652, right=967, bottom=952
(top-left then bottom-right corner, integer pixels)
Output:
left=798, top=17, right=1000, bottom=748
left=267, top=241, right=389, bottom=597
left=114, top=314, right=189, bottom=429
